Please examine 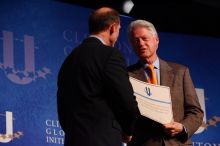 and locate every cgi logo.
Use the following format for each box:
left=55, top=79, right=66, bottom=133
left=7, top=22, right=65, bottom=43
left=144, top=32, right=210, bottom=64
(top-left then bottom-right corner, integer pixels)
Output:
left=0, top=111, right=23, bottom=143
left=0, top=30, right=51, bottom=85
left=145, top=87, right=152, bottom=96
